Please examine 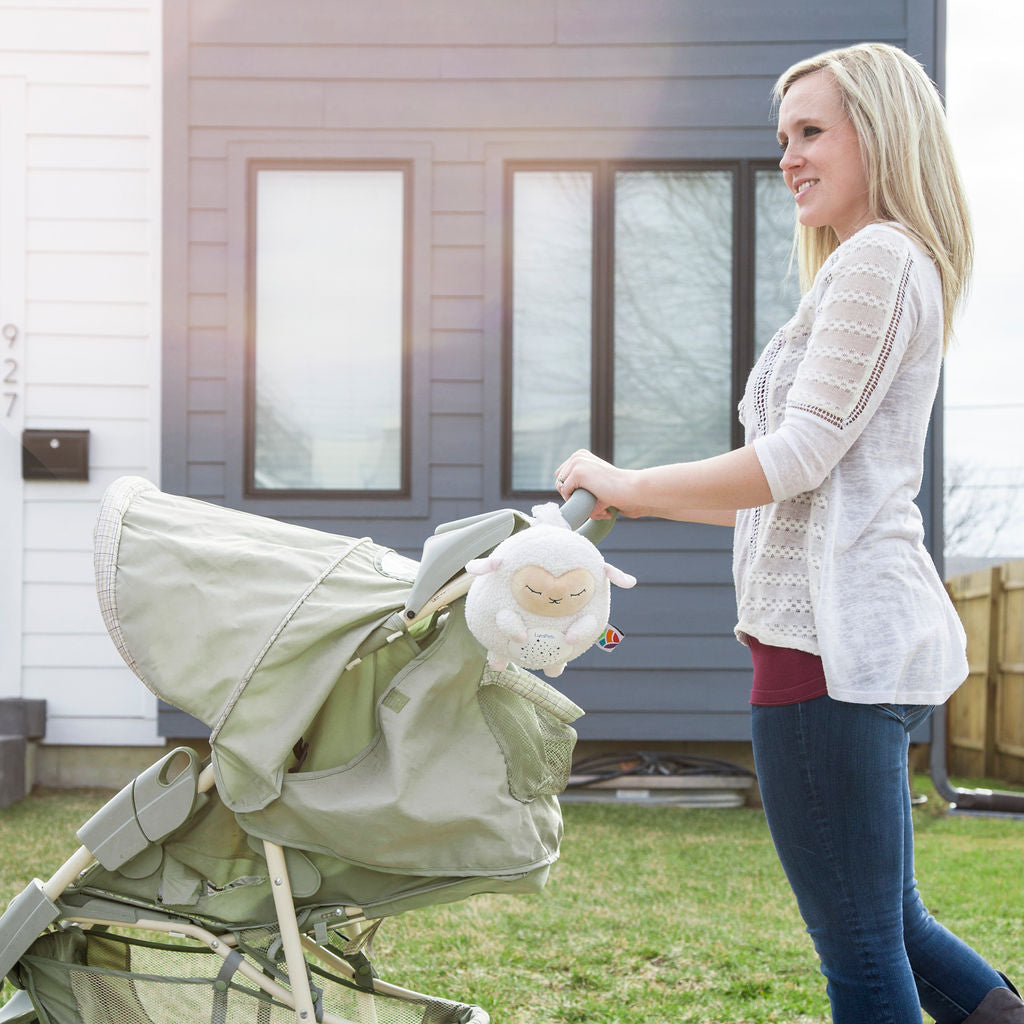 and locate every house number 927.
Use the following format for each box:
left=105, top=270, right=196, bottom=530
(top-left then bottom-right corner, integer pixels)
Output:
left=3, top=323, right=18, bottom=418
